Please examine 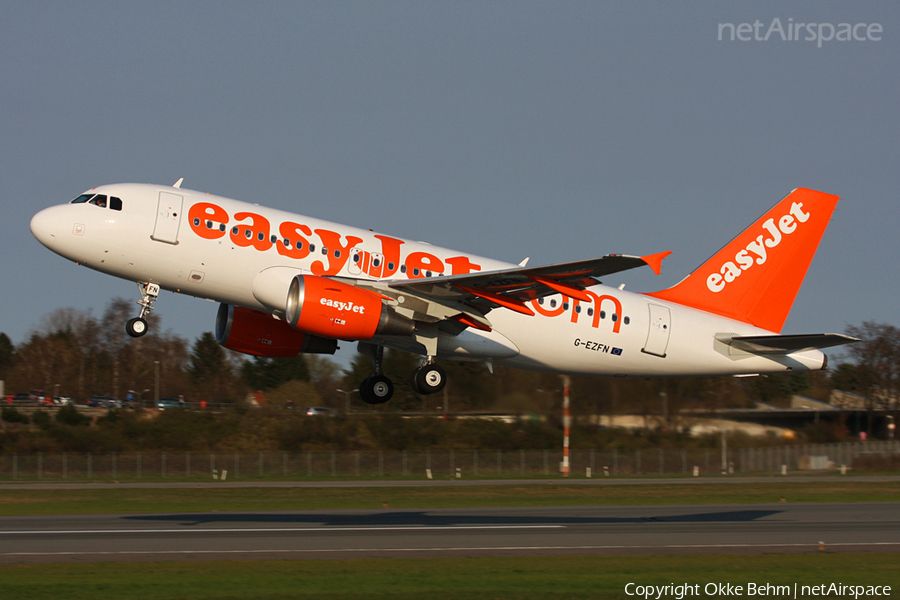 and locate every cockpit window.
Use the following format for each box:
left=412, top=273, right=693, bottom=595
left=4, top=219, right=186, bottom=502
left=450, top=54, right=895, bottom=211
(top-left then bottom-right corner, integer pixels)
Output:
left=71, top=194, right=93, bottom=204
left=88, top=195, right=107, bottom=208
left=109, top=197, right=122, bottom=211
